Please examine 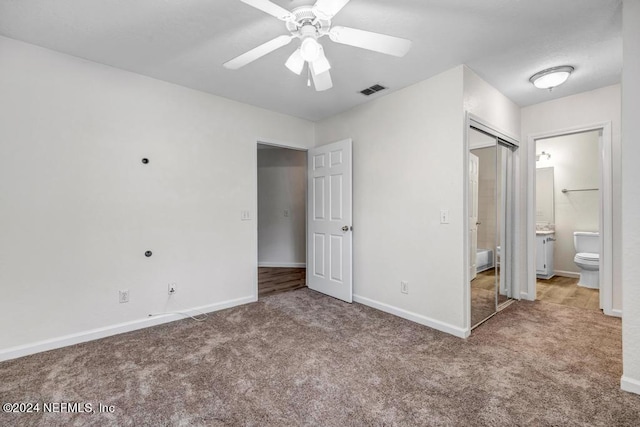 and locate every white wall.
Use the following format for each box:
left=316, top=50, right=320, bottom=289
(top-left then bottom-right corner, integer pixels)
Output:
left=536, top=131, right=600, bottom=276
left=463, top=68, right=521, bottom=139
left=621, top=0, right=640, bottom=396
left=521, top=84, right=622, bottom=309
left=257, top=147, right=306, bottom=267
left=0, top=36, right=314, bottom=359
left=315, top=66, right=467, bottom=335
